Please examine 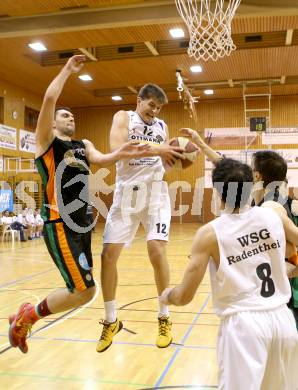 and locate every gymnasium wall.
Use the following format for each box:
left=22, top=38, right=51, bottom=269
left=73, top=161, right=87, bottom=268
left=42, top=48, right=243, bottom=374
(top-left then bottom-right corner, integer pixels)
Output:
left=1, top=77, right=297, bottom=222
left=73, top=96, right=298, bottom=222
left=0, top=79, right=41, bottom=158
left=0, top=79, right=42, bottom=210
